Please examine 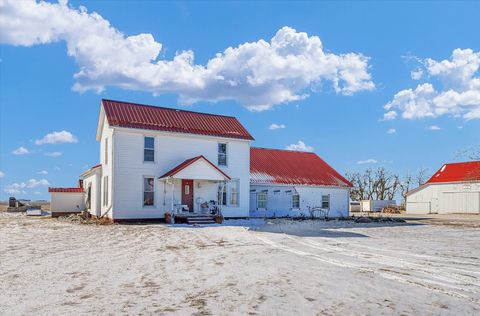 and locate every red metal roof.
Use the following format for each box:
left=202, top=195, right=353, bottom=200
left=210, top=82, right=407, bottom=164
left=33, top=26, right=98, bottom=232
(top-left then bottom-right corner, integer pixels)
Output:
left=102, top=99, right=254, bottom=140
left=426, top=161, right=480, bottom=184
left=159, top=155, right=231, bottom=180
left=250, top=147, right=352, bottom=187
left=48, top=188, right=84, bottom=193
